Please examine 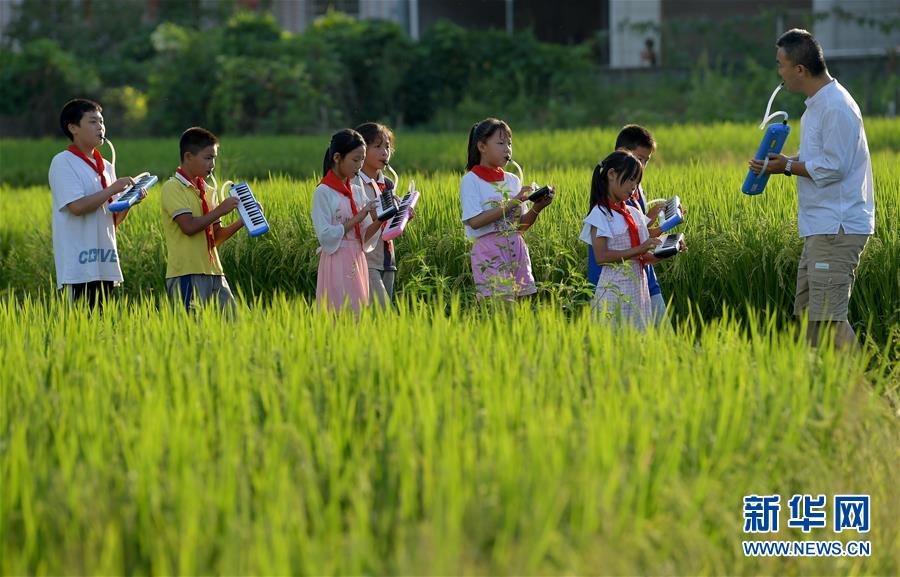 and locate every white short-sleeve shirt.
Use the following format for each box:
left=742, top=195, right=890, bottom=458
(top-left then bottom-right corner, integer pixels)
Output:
left=579, top=204, right=649, bottom=245
left=460, top=171, right=526, bottom=240
left=48, top=150, right=122, bottom=289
